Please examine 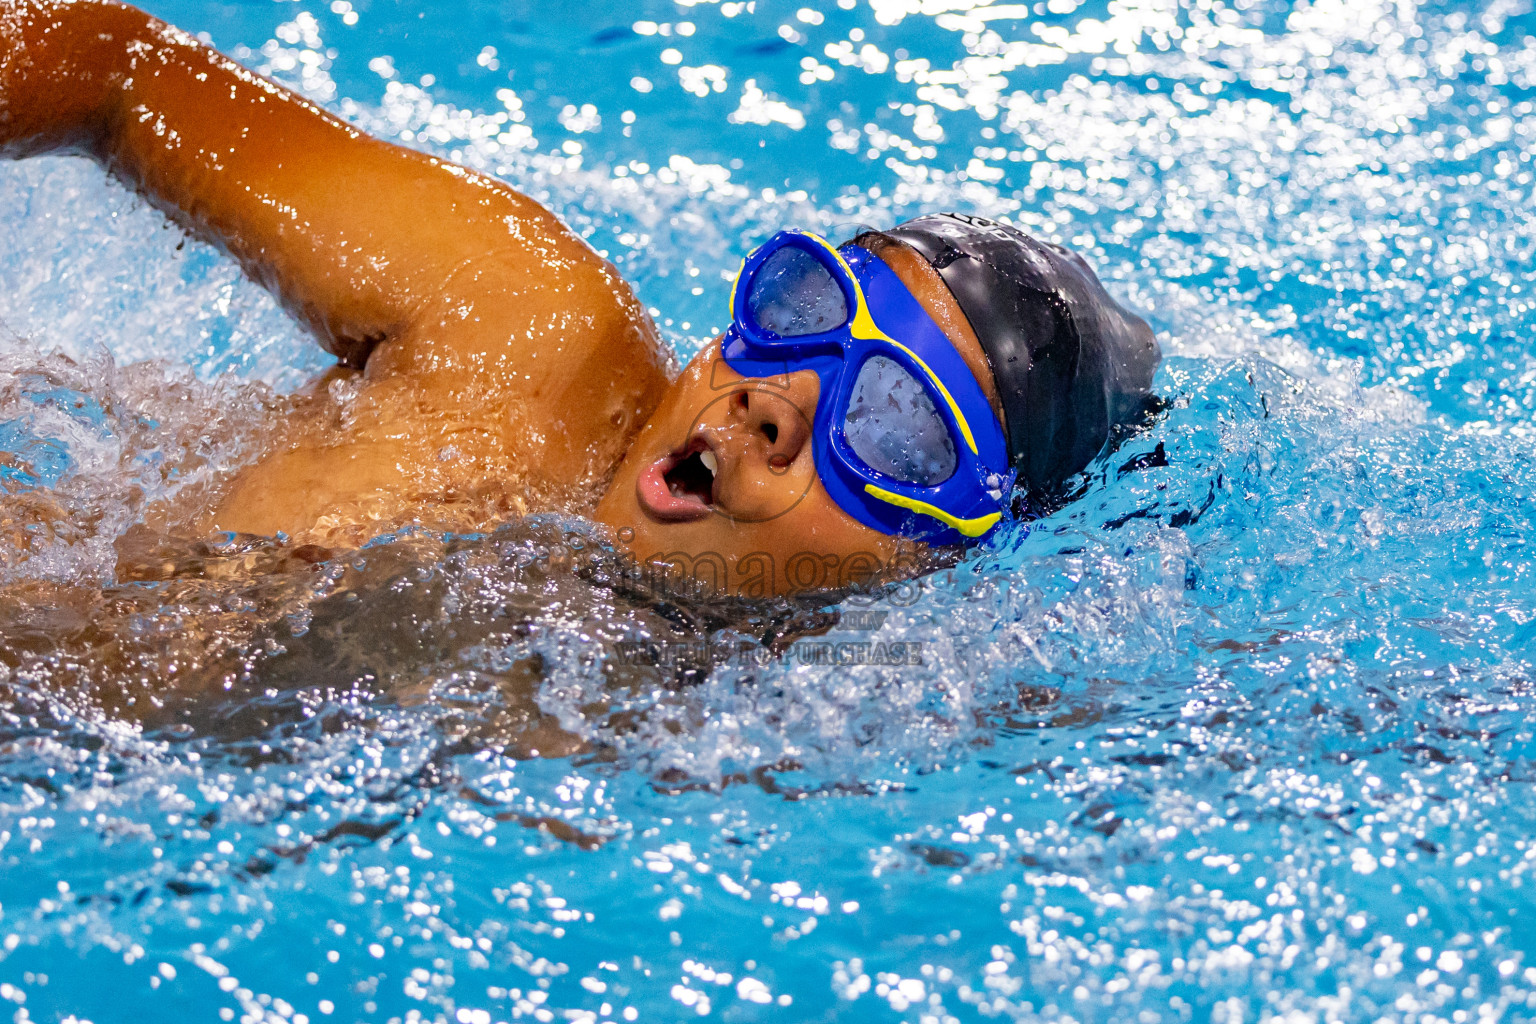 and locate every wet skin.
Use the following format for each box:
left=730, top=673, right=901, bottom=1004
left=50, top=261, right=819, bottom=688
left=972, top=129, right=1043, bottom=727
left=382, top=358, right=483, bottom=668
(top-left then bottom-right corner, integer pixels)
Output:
left=0, top=0, right=1000, bottom=596
left=595, top=239, right=1004, bottom=595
